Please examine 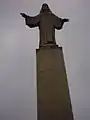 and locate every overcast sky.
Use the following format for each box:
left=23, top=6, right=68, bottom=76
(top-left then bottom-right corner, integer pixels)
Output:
left=0, top=0, right=90, bottom=120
